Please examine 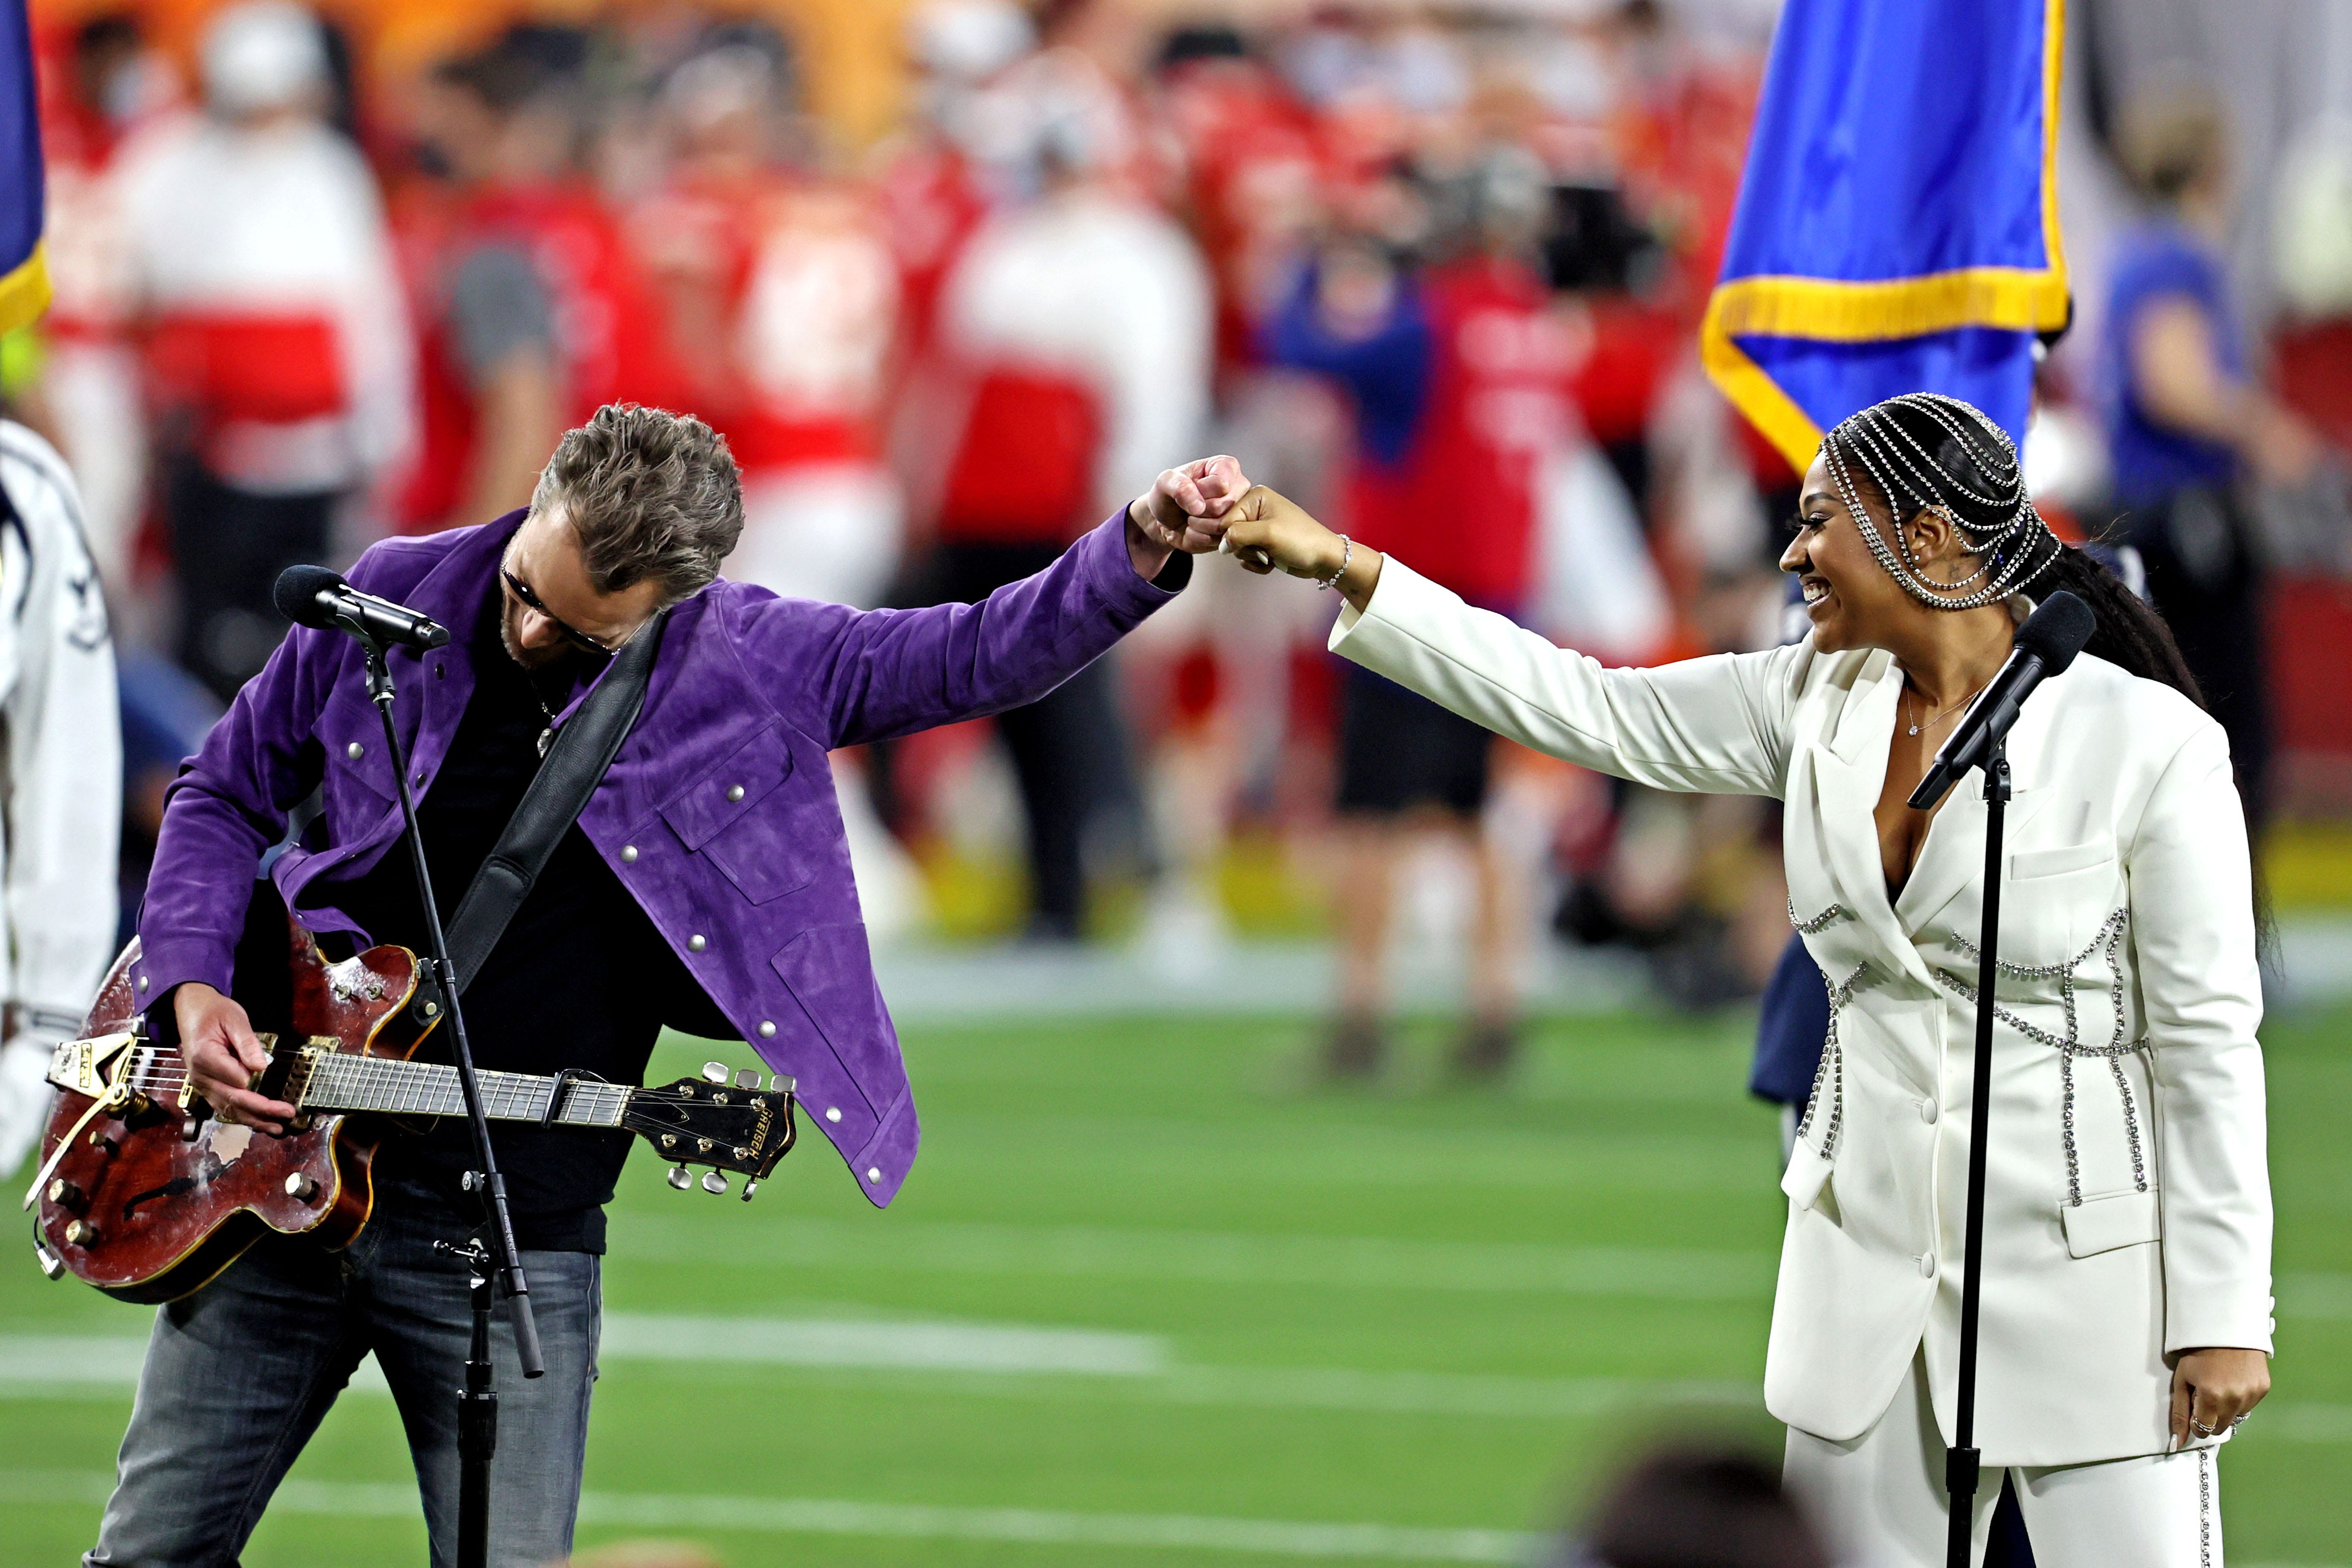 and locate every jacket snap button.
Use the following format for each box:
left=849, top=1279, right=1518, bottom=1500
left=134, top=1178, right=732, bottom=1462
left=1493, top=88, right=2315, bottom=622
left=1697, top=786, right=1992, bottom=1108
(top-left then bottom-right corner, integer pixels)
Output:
left=1918, top=1100, right=1938, bottom=1124
left=688, top=934, right=707, bottom=953
left=621, top=846, right=637, bottom=864
left=825, top=1107, right=841, bottom=1122
left=726, top=785, right=745, bottom=802
left=347, top=742, right=363, bottom=760
left=866, top=1168, right=881, bottom=1182
left=758, top=1020, right=776, bottom=1037
left=1918, top=1254, right=1936, bottom=1278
